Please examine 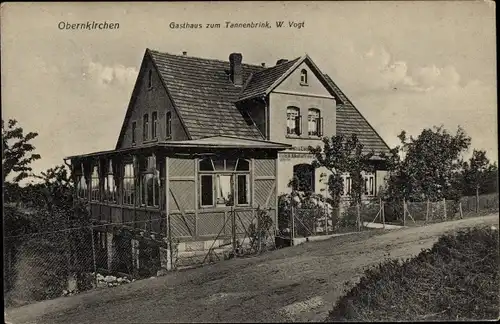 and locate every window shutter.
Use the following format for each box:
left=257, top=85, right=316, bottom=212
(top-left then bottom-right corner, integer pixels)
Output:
left=295, top=114, right=302, bottom=135
left=317, top=117, right=323, bottom=136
